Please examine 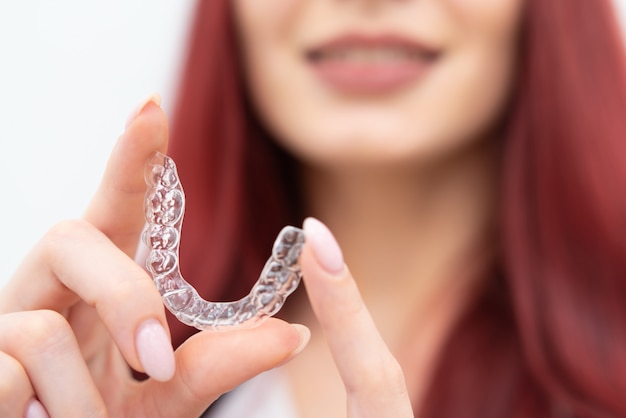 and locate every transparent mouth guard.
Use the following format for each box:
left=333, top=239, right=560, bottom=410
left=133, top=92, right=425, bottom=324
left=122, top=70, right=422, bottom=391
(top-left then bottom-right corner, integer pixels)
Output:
left=143, top=152, right=304, bottom=330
